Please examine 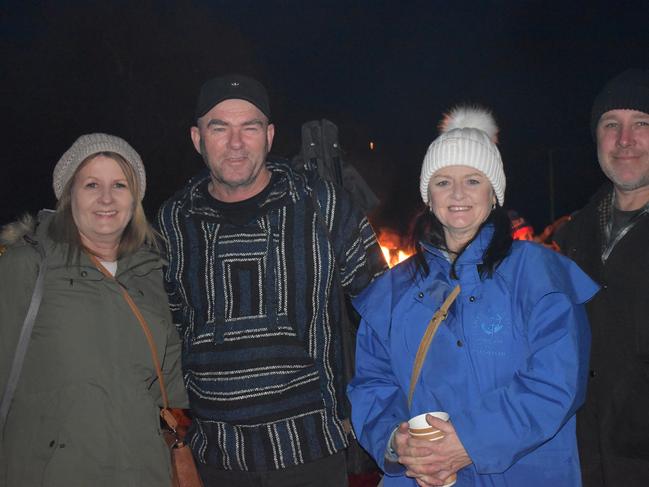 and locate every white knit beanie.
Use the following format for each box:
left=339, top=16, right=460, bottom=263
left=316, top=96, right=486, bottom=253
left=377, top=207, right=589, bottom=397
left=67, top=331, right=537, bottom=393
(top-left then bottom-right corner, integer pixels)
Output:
left=52, top=133, right=146, bottom=200
left=419, top=106, right=505, bottom=206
